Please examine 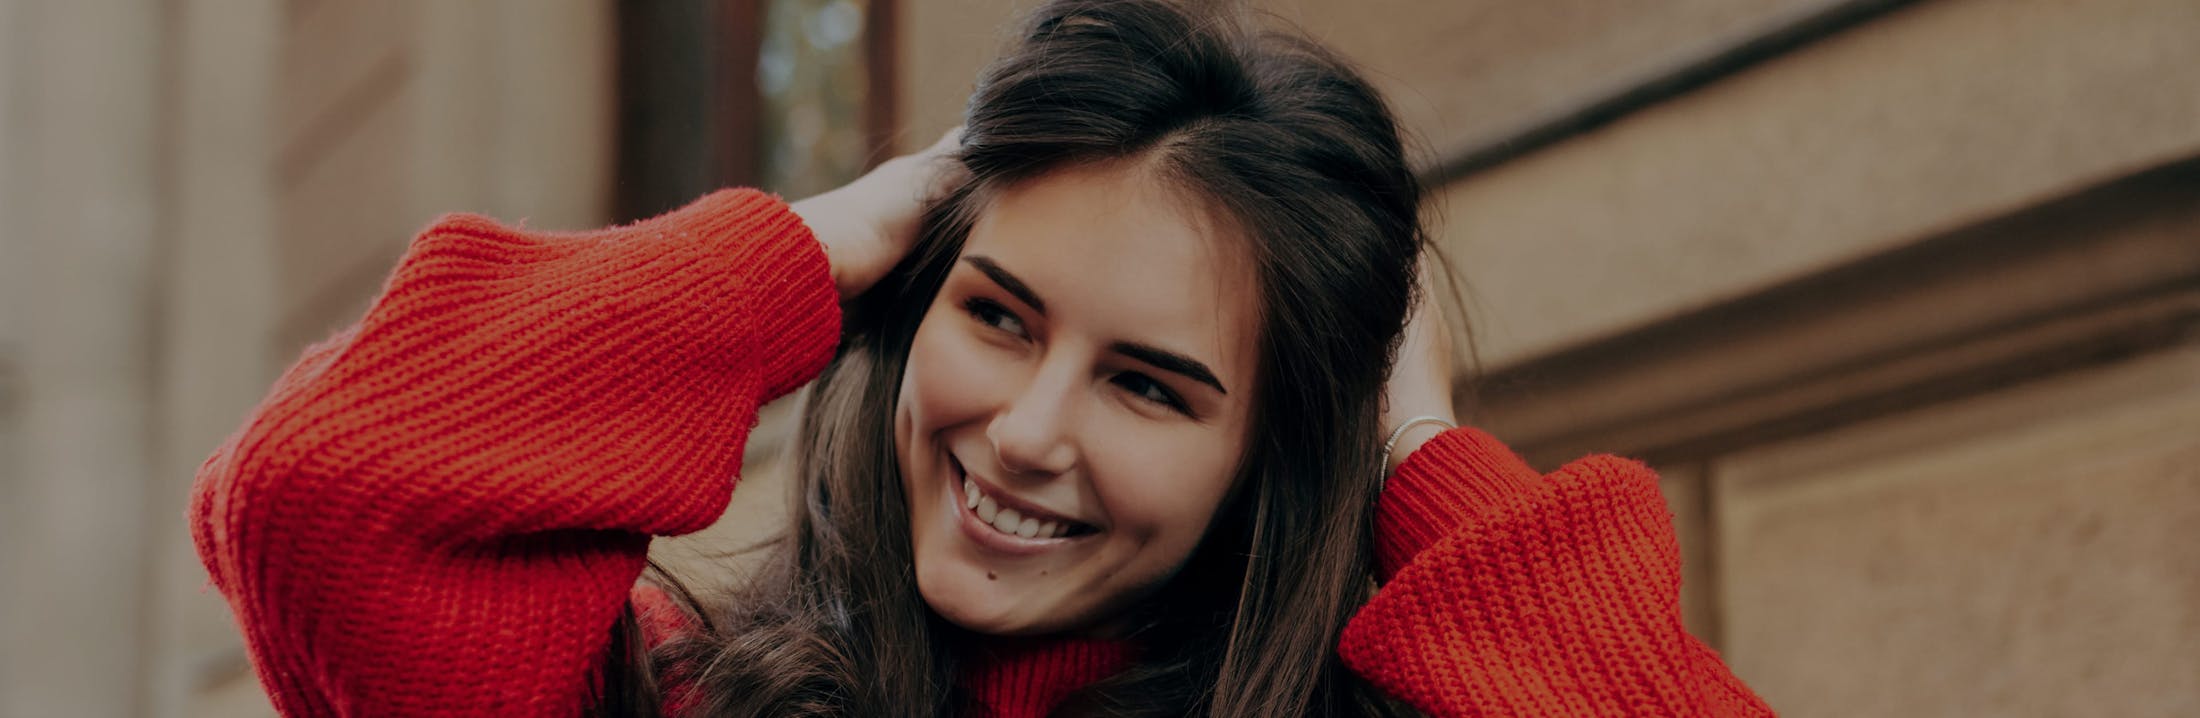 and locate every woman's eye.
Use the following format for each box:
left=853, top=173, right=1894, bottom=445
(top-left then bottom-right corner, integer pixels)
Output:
left=963, top=298, right=1027, bottom=337
left=1114, top=372, right=1189, bottom=414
